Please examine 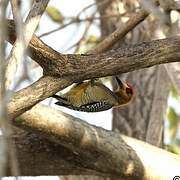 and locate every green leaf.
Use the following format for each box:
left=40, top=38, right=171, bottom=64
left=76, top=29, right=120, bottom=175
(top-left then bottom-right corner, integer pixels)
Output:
left=46, top=6, right=64, bottom=25
left=166, top=107, right=179, bottom=129
left=171, top=85, right=180, bottom=101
